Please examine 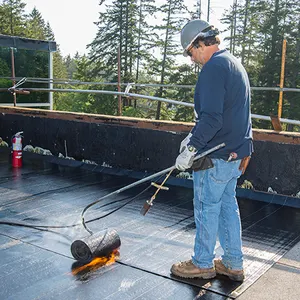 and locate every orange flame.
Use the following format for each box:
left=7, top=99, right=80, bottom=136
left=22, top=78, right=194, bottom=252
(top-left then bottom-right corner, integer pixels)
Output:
left=72, top=250, right=120, bottom=276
